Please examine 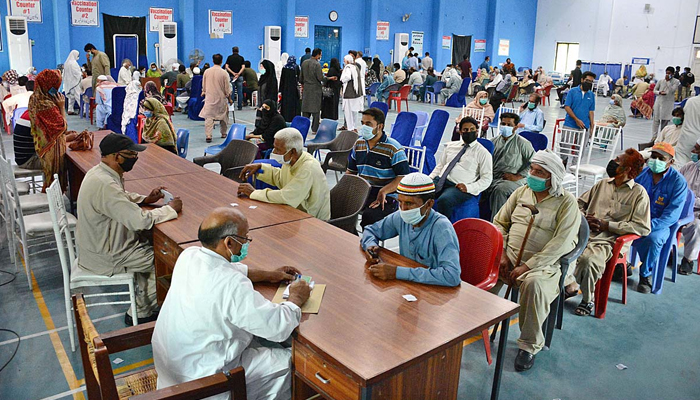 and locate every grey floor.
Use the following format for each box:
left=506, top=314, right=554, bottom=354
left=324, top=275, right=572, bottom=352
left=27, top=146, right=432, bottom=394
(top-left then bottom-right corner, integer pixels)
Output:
left=1, top=94, right=699, bottom=400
